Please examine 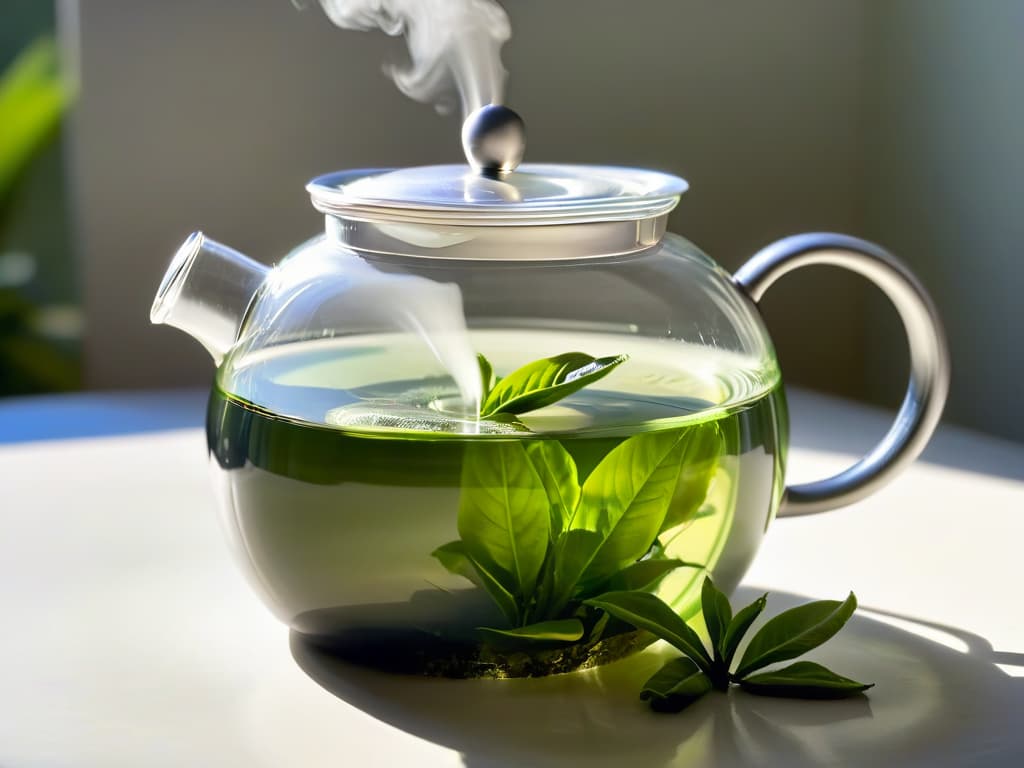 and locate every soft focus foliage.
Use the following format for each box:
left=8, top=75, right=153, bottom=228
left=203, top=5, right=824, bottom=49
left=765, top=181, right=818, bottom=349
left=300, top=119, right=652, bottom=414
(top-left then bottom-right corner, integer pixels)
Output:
left=0, top=38, right=67, bottom=203
left=0, top=38, right=78, bottom=395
